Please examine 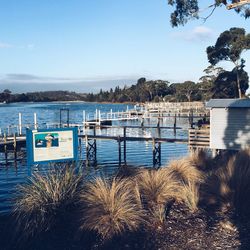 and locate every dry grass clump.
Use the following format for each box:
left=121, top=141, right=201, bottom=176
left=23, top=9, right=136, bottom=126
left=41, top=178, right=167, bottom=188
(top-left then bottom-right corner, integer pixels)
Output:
left=13, top=168, right=83, bottom=238
left=189, top=149, right=213, bottom=172
left=201, top=150, right=250, bottom=214
left=136, top=169, right=182, bottom=208
left=80, top=178, right=145, bottom=240
left=115, top=165, right=144, bottom=179
left=135, top=169, right=183, bottom=225
left=181, top=181, right=200, bottom=212
left=166, top=157, right=204, bottom=185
